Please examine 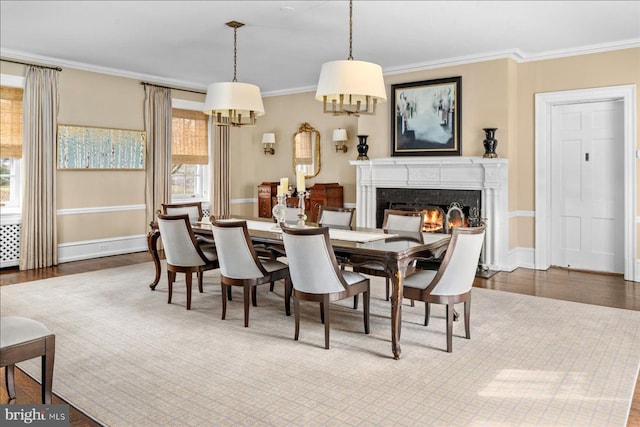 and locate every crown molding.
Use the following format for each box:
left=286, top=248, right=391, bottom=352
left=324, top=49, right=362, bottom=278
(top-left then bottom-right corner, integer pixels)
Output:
left=3, top=39, right=639, bottom=98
